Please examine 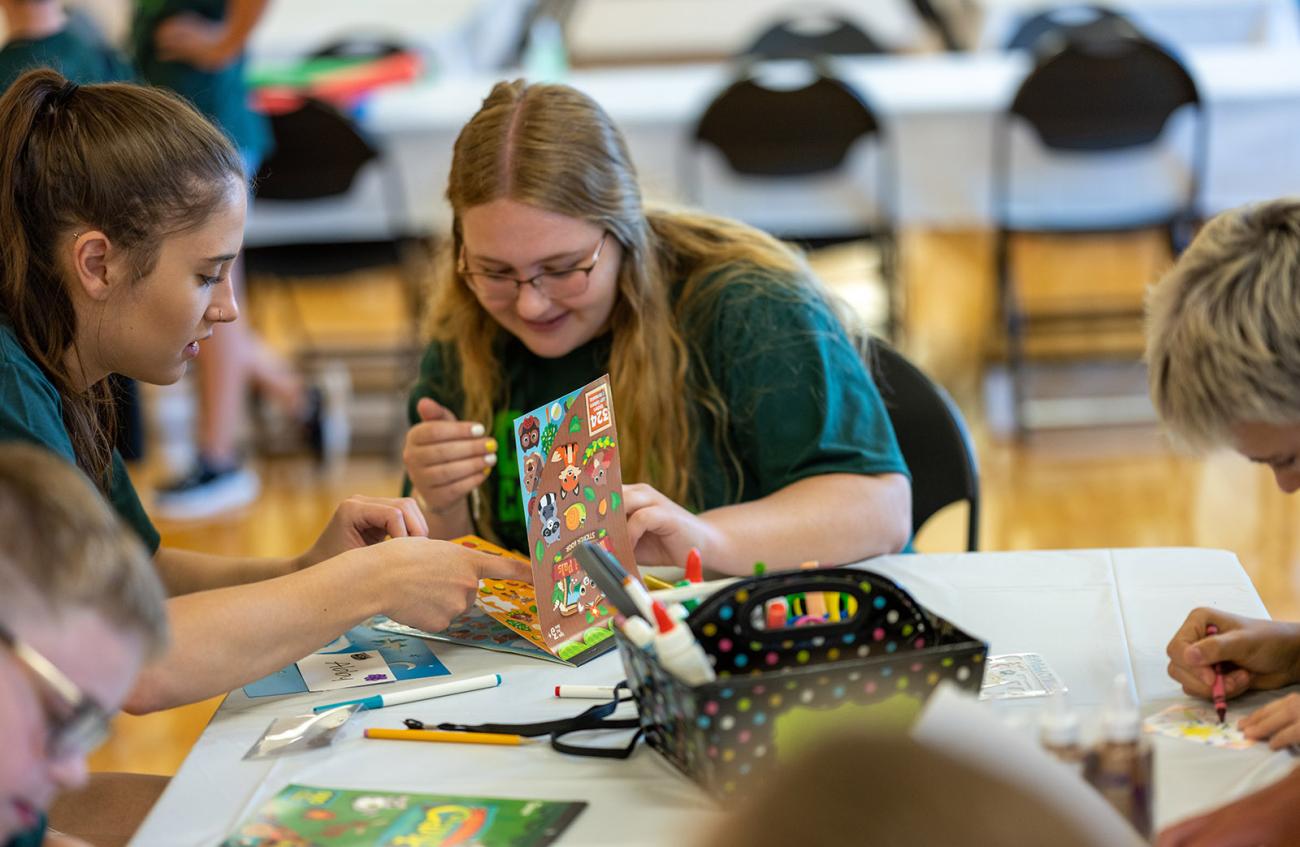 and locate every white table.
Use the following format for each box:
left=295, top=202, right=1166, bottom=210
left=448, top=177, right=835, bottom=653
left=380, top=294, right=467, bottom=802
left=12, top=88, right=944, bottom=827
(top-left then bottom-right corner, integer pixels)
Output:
left=130, top=547, right=1294, bottom=845
left=246, top=44, right=1300, bottom=245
